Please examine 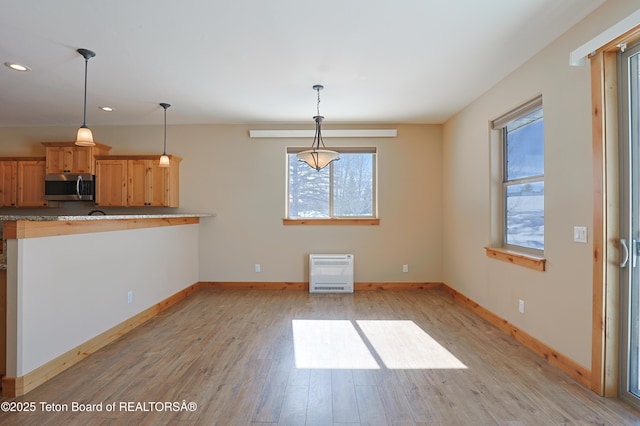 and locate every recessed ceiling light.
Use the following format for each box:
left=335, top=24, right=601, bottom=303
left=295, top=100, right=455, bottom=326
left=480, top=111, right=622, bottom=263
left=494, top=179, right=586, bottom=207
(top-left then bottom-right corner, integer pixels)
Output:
left=4, top=62, right=31, bottom=72
left=99, top=106, right=114, bottom=112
